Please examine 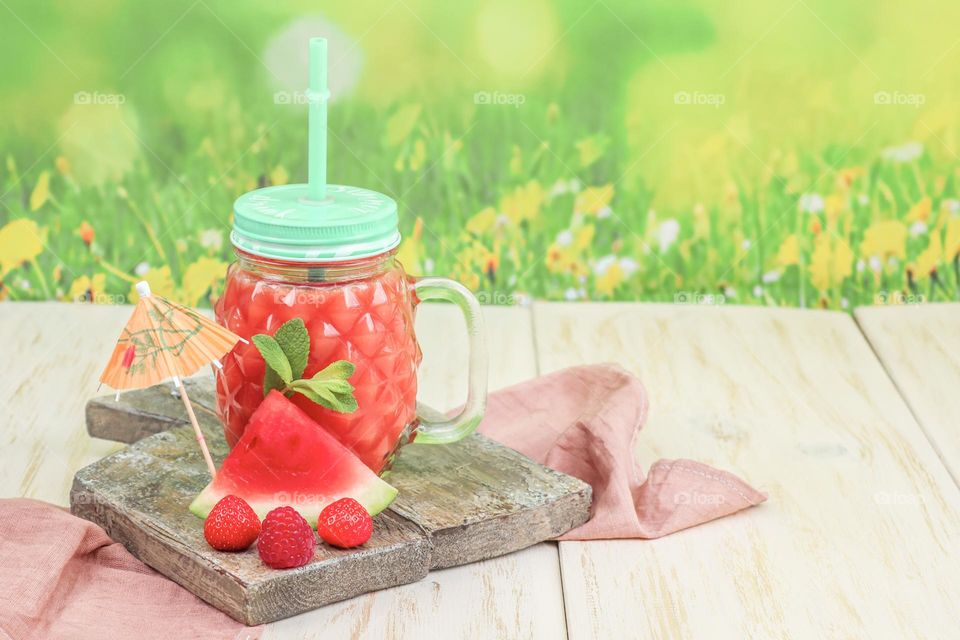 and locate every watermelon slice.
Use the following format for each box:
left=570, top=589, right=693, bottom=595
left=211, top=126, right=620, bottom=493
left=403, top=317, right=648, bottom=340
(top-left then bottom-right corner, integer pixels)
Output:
left=190, top=390, right=397, bottom=527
